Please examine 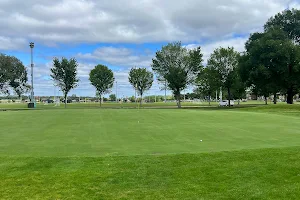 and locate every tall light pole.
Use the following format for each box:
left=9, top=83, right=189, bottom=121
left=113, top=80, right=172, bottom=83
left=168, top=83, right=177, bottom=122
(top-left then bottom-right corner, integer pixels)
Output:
left=115, top=81, right=118, bottom=103
left=29, top=42, right=34, bottom=104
